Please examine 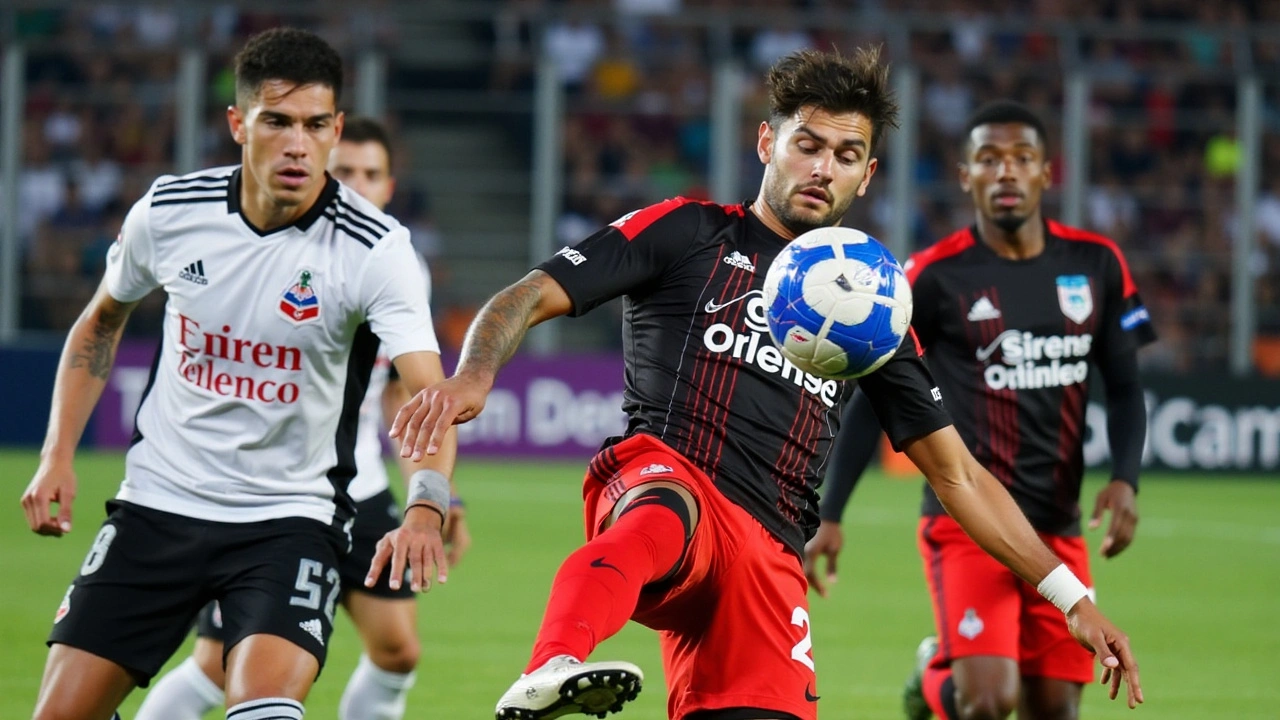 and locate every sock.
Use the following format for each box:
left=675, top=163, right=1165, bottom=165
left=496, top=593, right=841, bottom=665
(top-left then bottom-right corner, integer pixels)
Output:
left=524, top=500, right=688, bottom=673
left=924, top=668, right=960, bottom=720
left=339, top=653, right=417, bottom=720
left=136, top=657, right=225, bottom=720
left=225, top=697, right=304, bottom=720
